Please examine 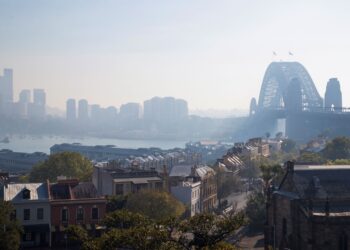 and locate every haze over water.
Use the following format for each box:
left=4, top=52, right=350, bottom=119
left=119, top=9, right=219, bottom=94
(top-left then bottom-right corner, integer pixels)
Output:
left=0, top=135, right=187, bottom=154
